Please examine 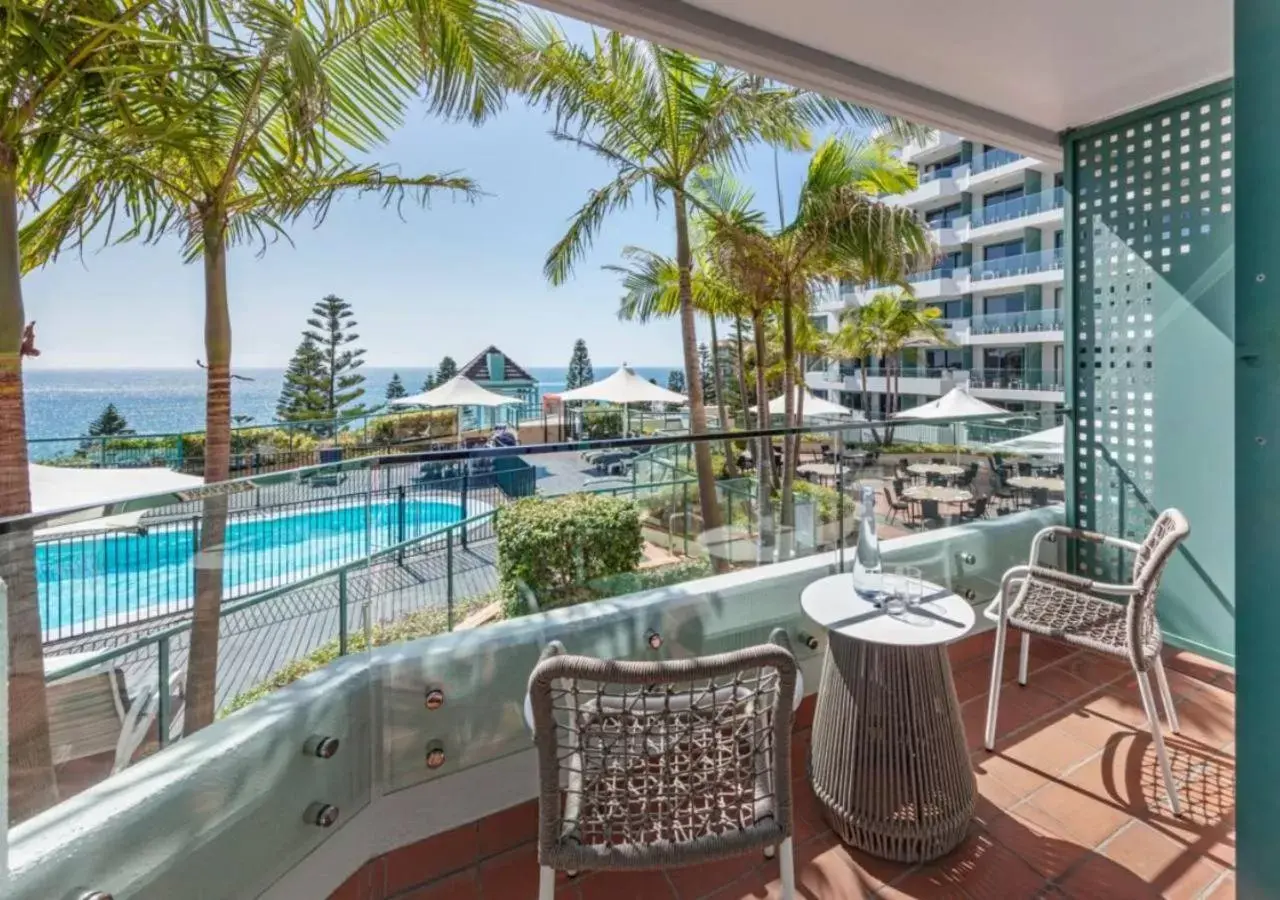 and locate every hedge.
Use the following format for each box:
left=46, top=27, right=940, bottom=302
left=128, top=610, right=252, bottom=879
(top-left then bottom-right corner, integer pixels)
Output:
left=495, top=493, right=643, bottom=617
